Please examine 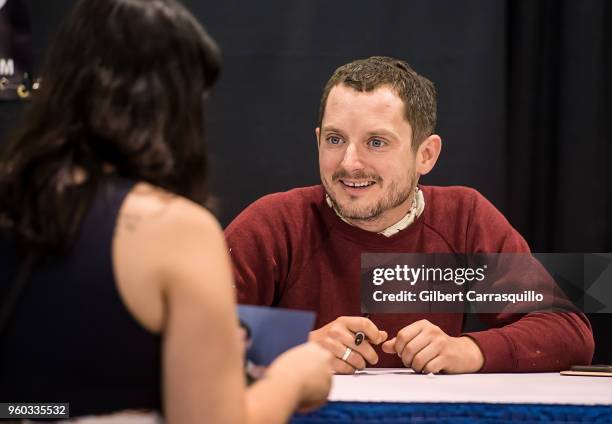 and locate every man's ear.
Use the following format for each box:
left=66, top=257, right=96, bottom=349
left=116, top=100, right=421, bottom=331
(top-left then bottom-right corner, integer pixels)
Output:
left=315, top=127, right=321, bottom=148
left=415, top=134, right=442, bottom=175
